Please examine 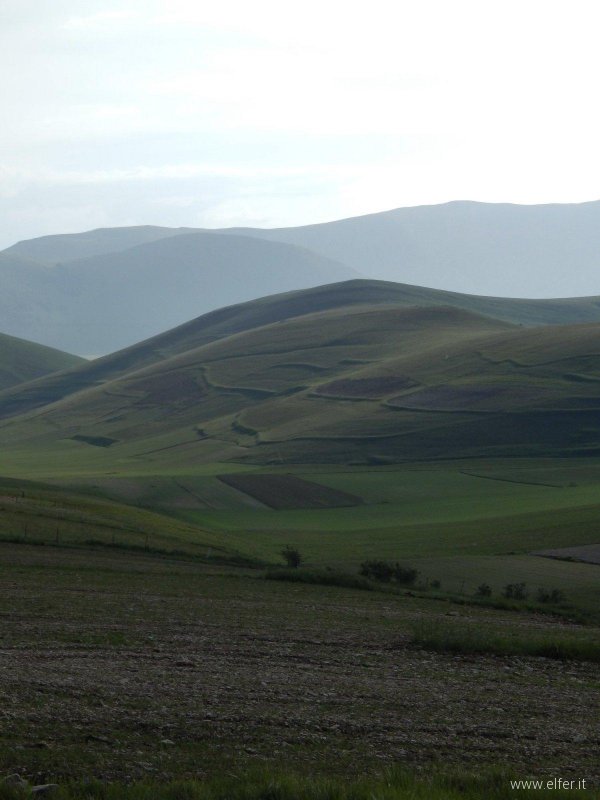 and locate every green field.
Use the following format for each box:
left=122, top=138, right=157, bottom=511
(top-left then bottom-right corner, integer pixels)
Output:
left=0, top=457, right=598, bottom=623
